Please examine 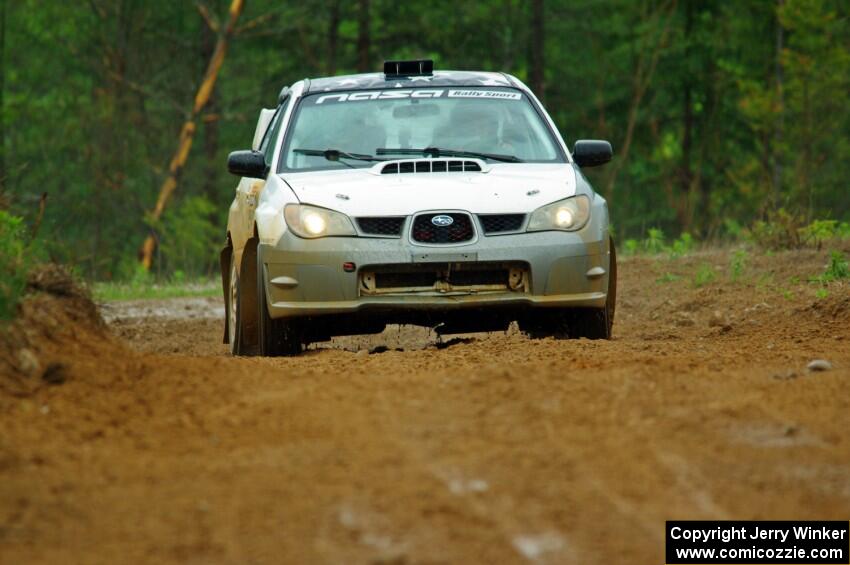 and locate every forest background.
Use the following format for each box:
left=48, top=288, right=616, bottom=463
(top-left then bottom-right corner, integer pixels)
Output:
left=1, top=0, right=848, bottom=282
